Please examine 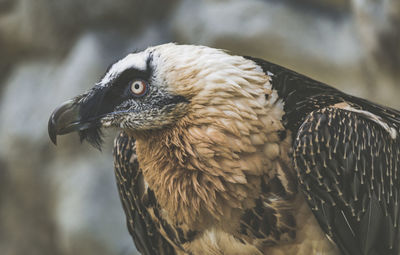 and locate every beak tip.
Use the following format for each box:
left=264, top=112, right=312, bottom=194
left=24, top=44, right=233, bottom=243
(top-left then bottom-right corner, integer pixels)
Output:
left=49, top=132, right=58, bottom=145
left=50, top=136, right=58, bottom=145
left=48, top=113, right=58, bottom=145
